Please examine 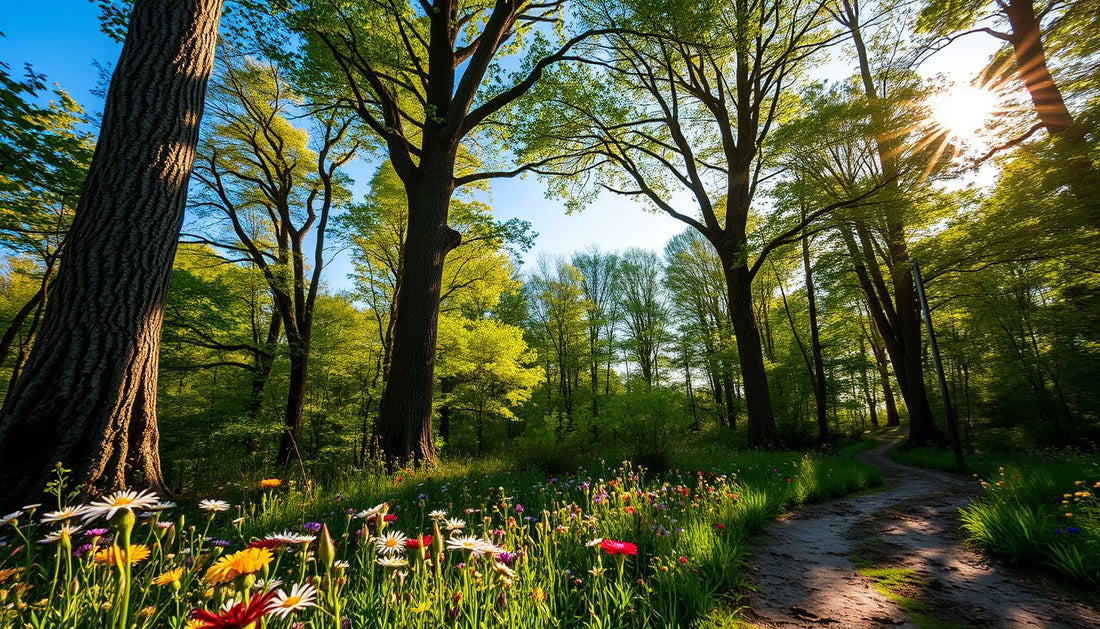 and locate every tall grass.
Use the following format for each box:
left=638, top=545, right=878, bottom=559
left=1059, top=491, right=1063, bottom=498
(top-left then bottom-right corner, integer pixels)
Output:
left=0, top=450, right=881, bottom=628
